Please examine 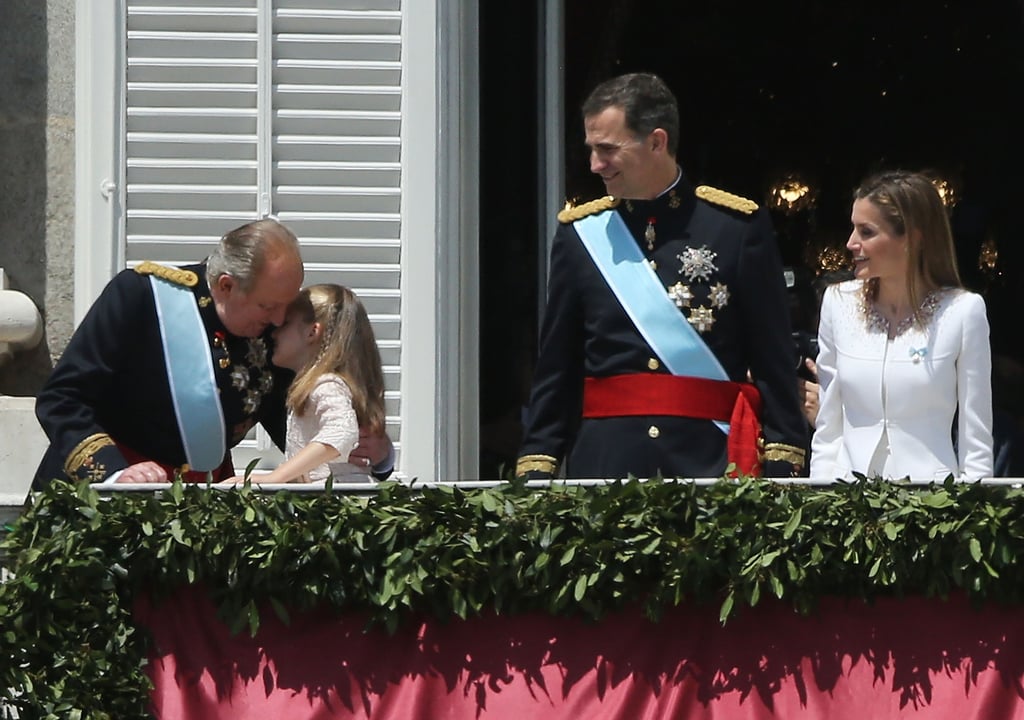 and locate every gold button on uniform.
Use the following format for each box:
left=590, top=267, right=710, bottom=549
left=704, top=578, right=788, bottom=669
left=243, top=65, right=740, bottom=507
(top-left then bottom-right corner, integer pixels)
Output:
left=648, top=425, right=660, bottom=438
left=647, top=358, right=660, bottom=370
